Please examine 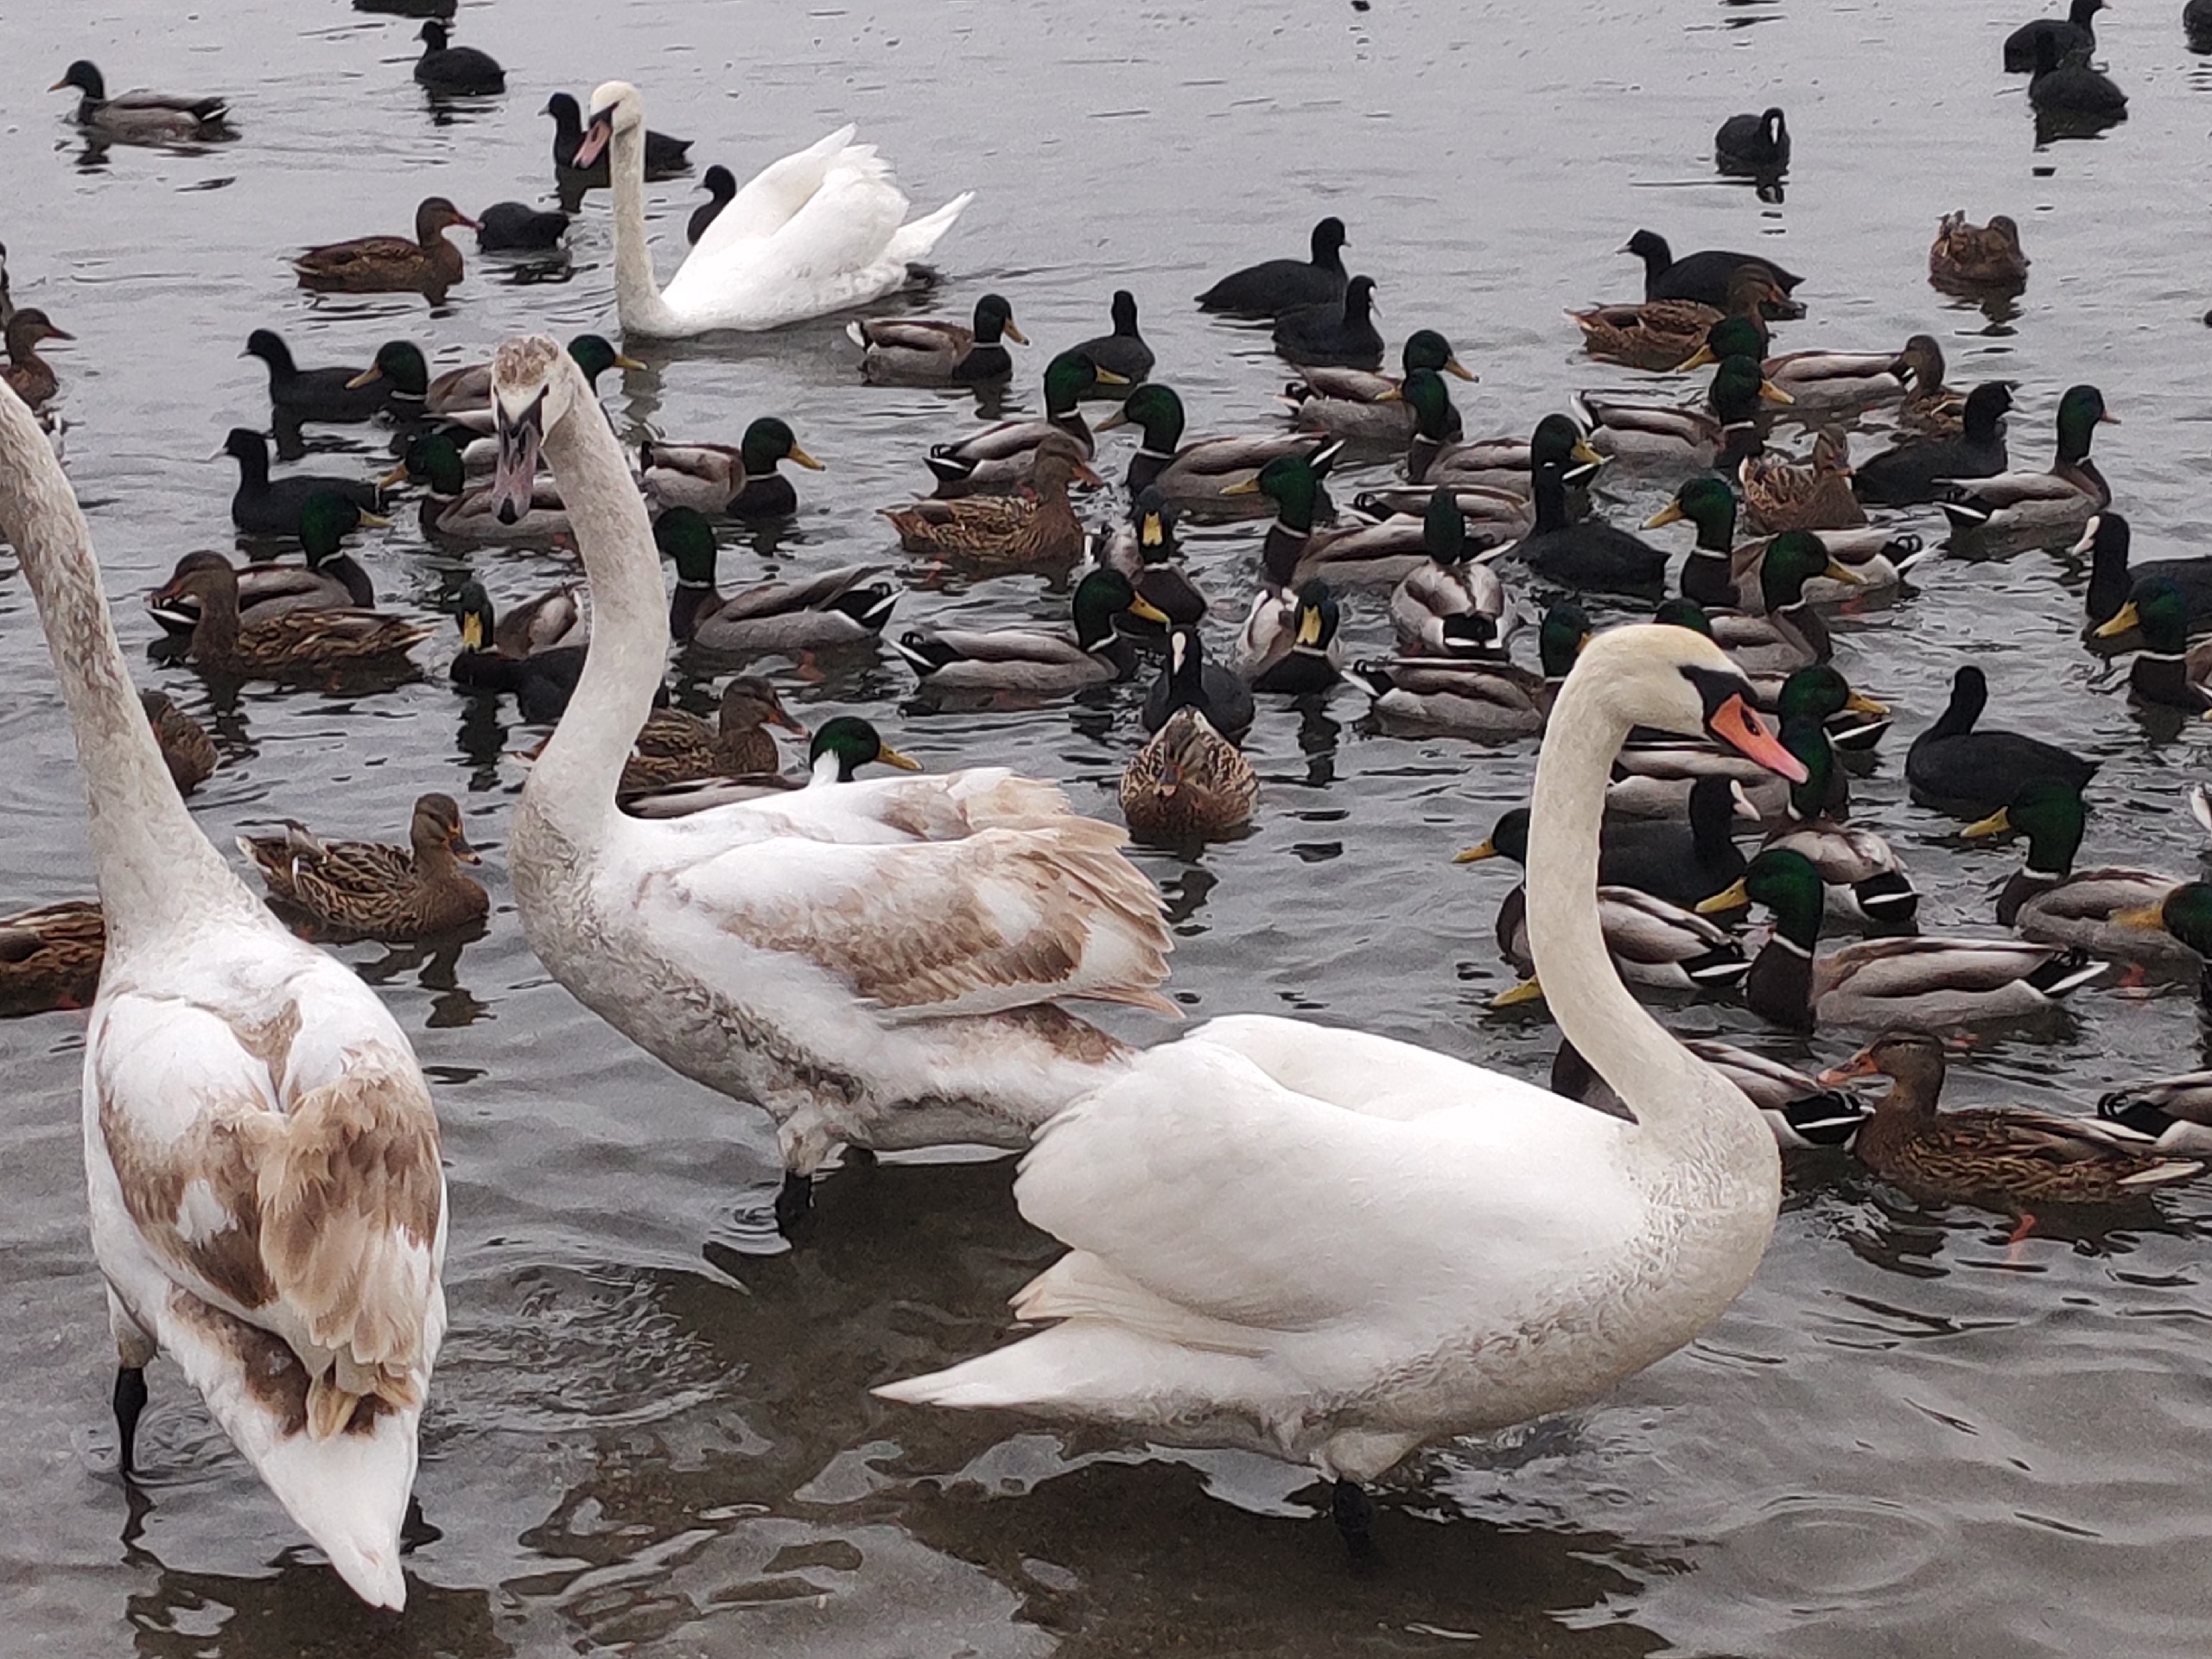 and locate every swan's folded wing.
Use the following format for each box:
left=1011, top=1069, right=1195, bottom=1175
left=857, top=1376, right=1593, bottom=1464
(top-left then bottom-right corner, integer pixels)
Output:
left=690, top=124, right=859, bottom=256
